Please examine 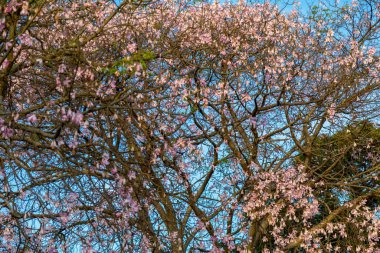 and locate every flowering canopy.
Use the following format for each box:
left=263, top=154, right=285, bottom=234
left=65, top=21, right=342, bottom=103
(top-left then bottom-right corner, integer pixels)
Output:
left=1, top=0, right=380, bottom=252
